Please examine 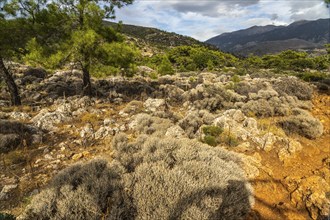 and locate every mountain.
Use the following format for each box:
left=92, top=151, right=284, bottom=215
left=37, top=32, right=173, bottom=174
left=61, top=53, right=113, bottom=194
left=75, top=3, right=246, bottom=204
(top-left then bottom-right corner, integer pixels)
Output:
left=206, top=19, right=330, bottom=56
left=104, top=21, right=206, bottom=48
